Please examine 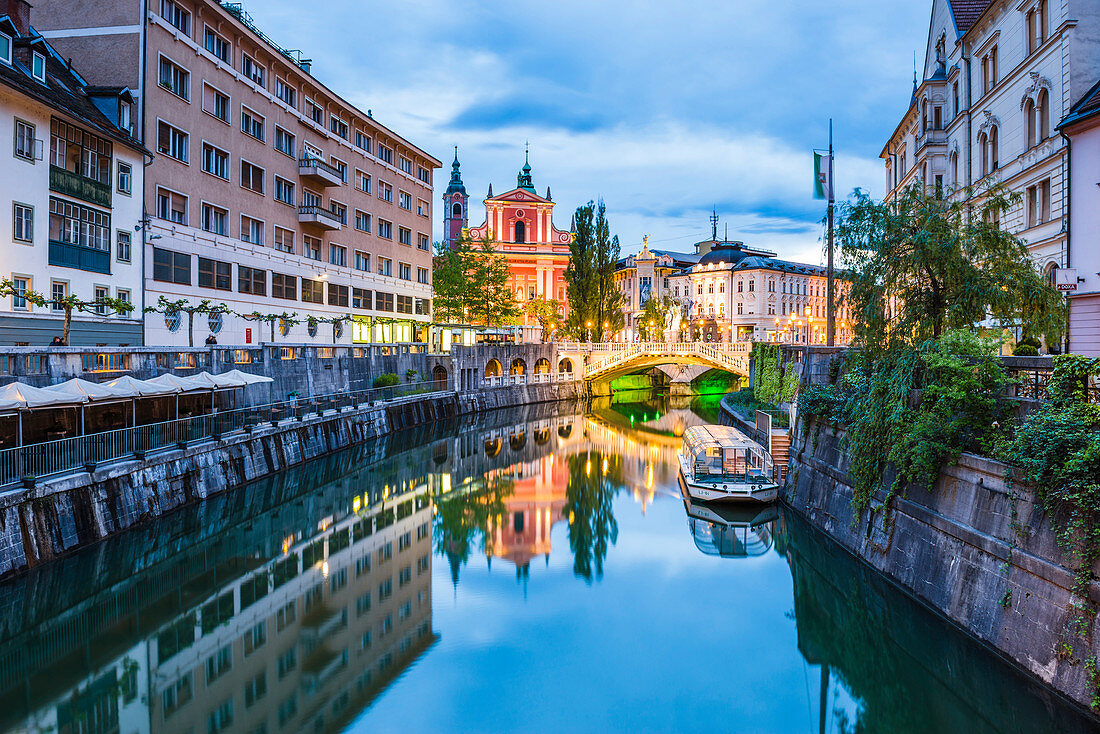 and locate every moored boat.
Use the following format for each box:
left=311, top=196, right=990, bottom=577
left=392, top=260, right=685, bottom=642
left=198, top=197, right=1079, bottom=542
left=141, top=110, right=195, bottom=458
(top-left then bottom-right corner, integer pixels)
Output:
left=677, top=424, right=780, bottom=503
